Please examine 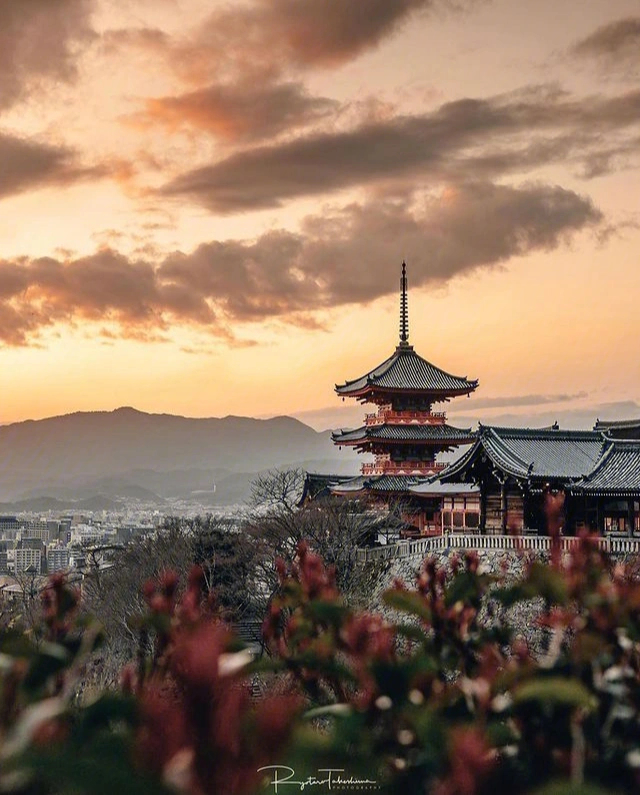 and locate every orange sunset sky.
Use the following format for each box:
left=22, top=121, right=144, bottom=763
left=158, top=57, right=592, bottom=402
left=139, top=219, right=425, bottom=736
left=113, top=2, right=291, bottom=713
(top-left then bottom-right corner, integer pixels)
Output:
left=1, top=0, right=639, bottom=431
